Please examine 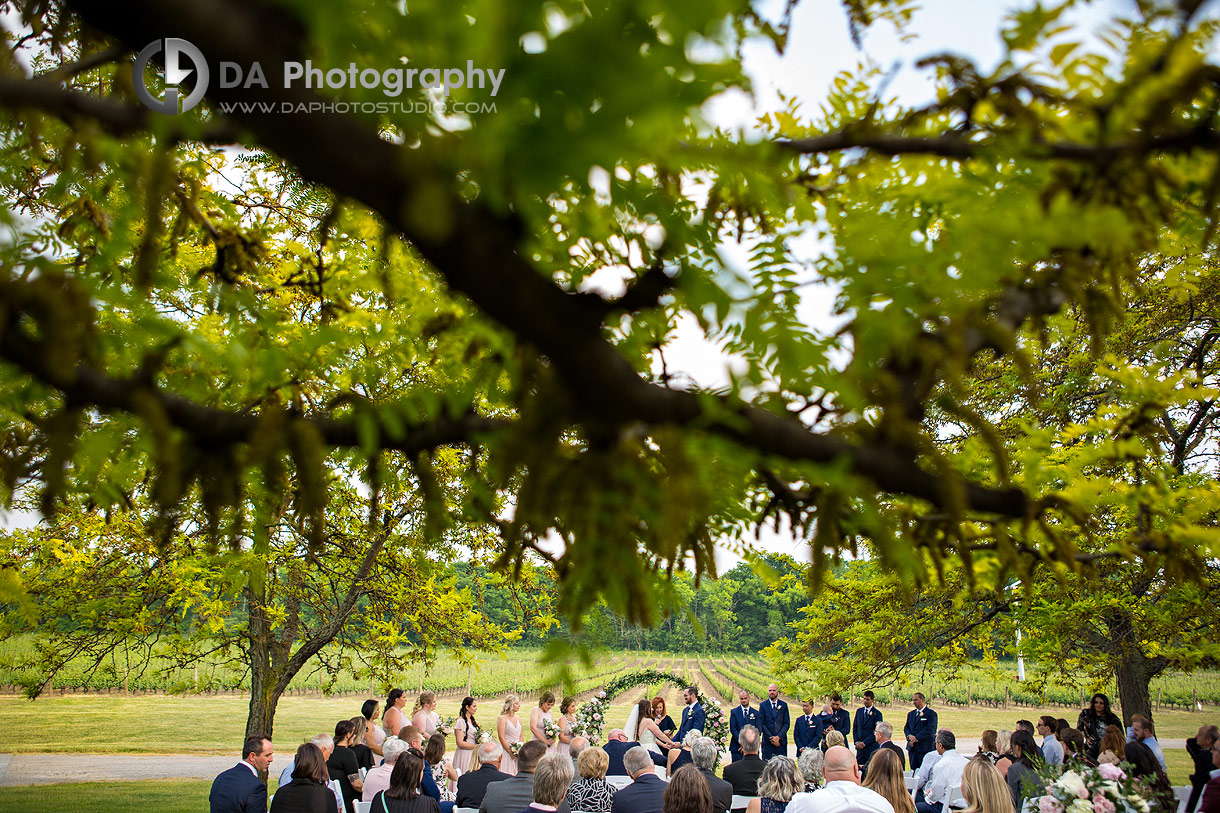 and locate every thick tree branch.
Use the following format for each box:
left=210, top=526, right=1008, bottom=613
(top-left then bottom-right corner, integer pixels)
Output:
left=42, top=0, right=1043, bottom=518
